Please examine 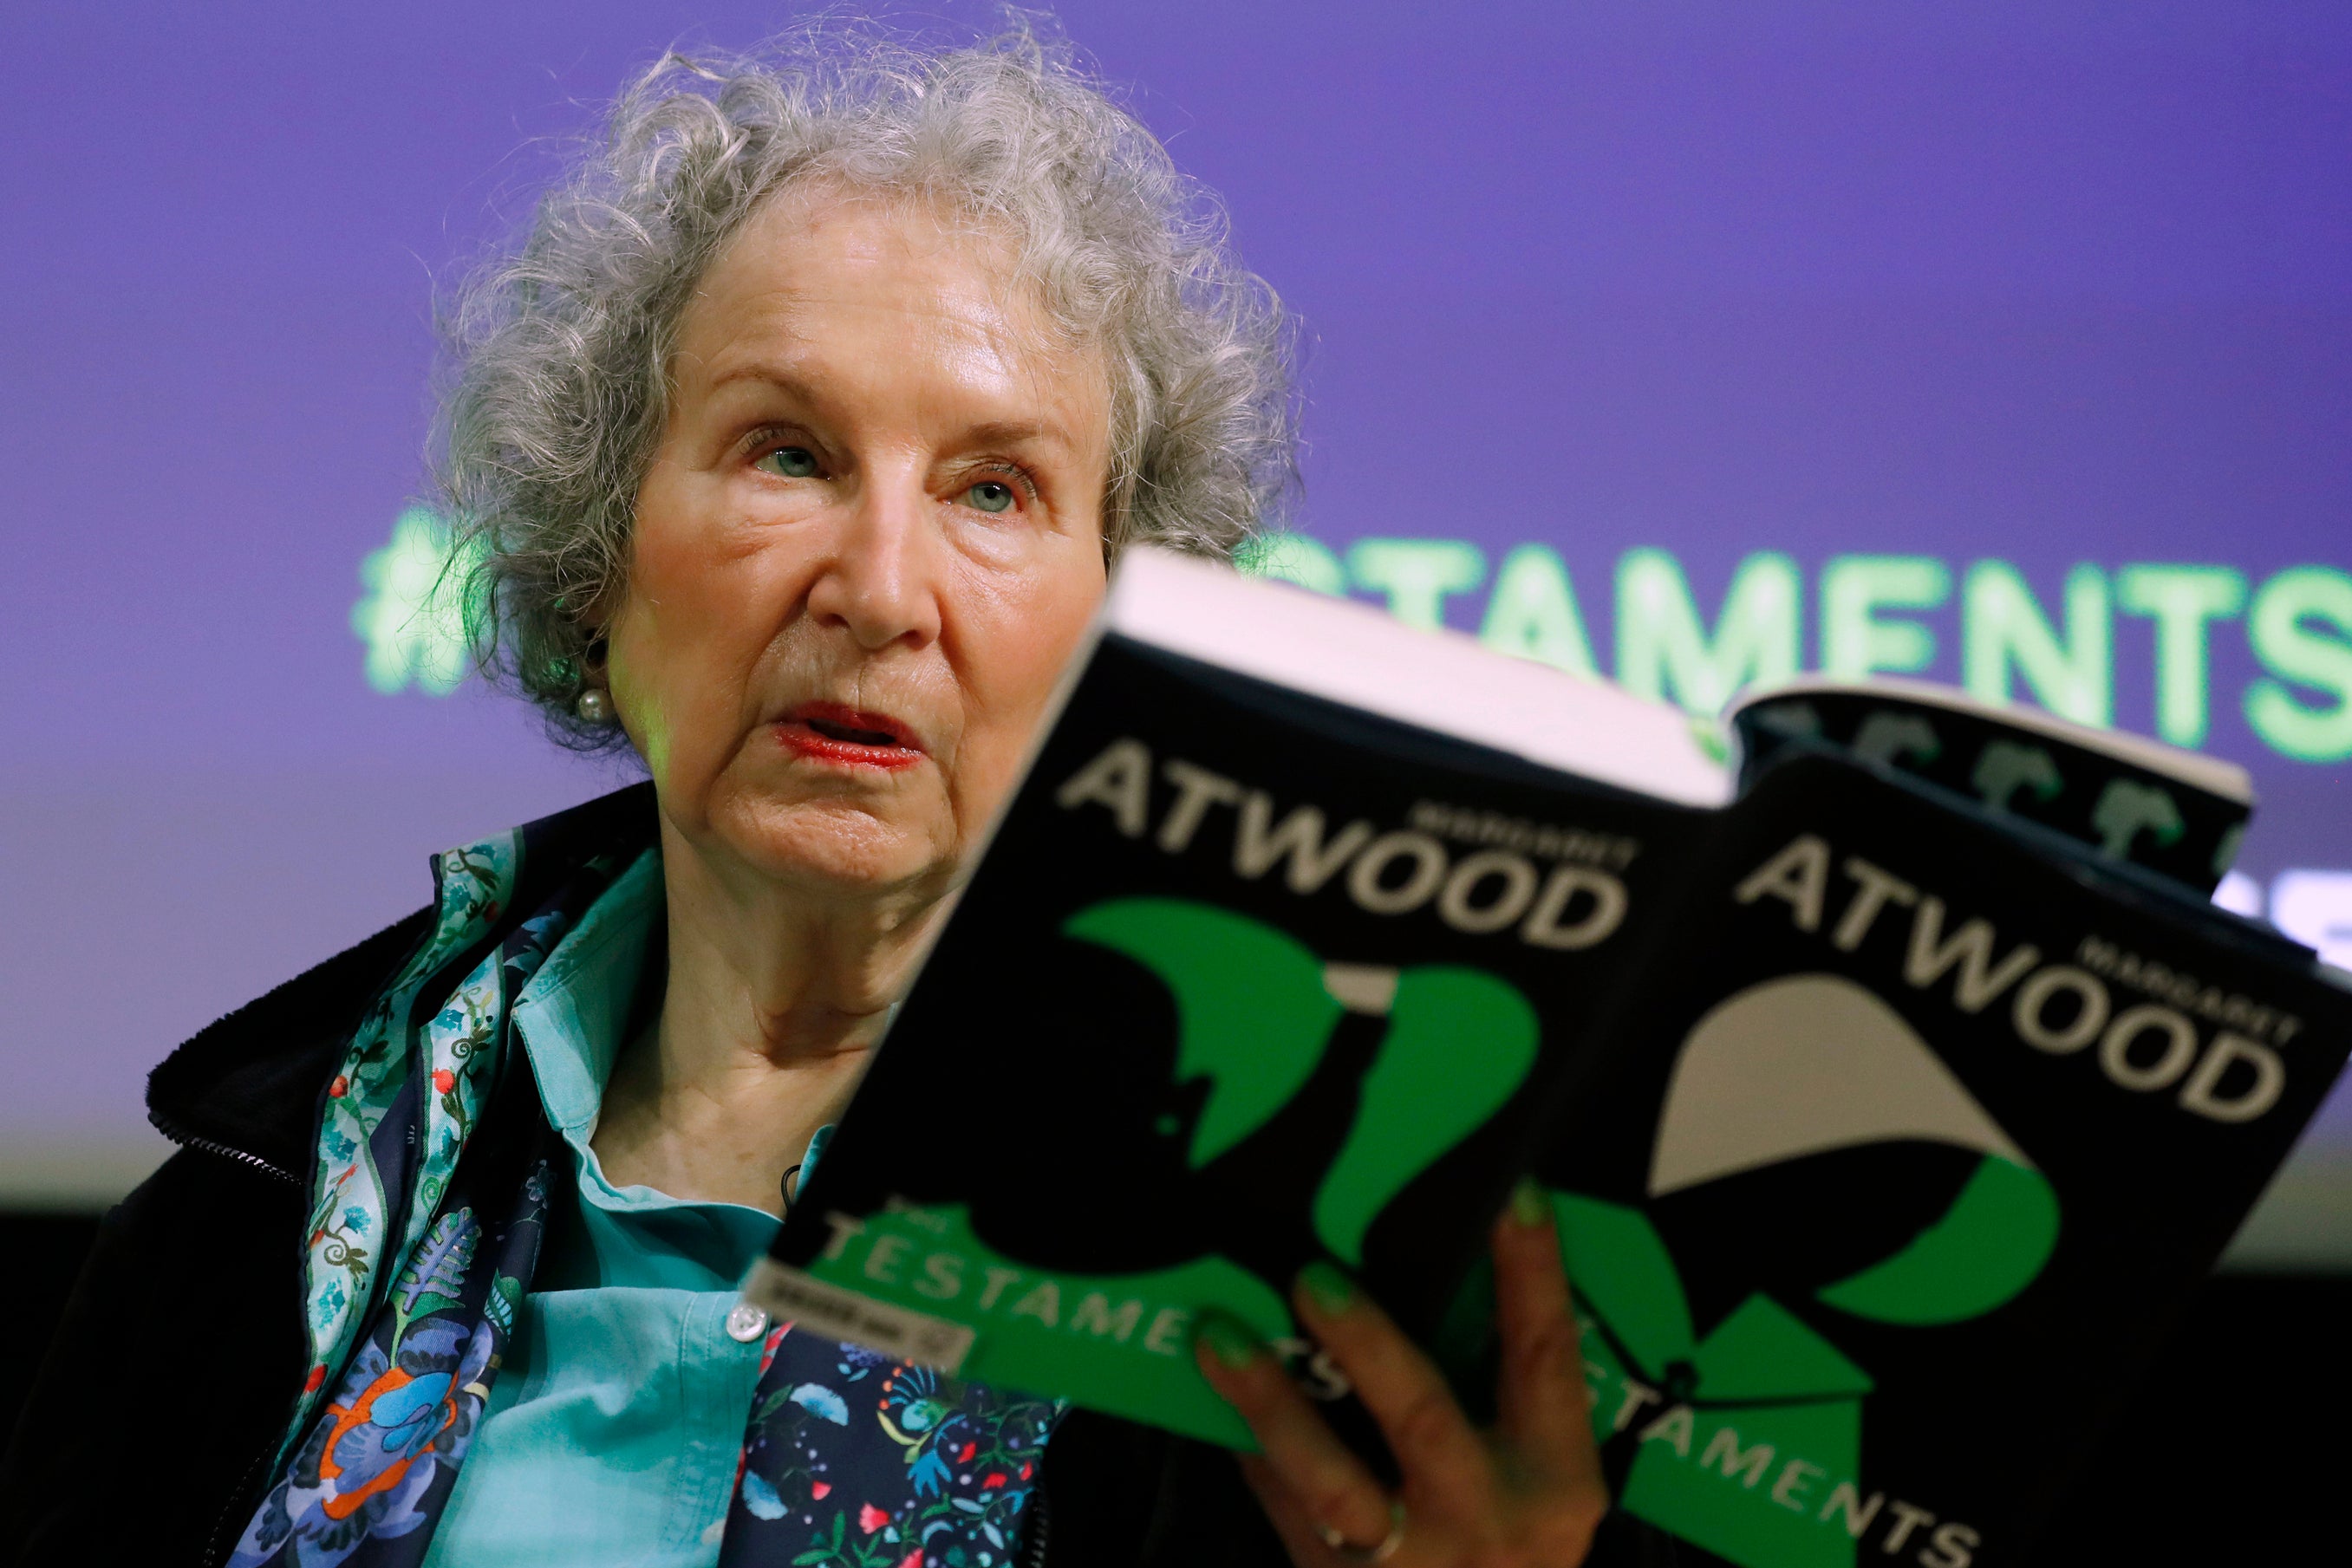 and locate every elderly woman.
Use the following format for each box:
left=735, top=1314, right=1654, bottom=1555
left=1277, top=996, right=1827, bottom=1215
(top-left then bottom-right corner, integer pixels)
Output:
left=2, top=31, right=1607, bottom=1568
